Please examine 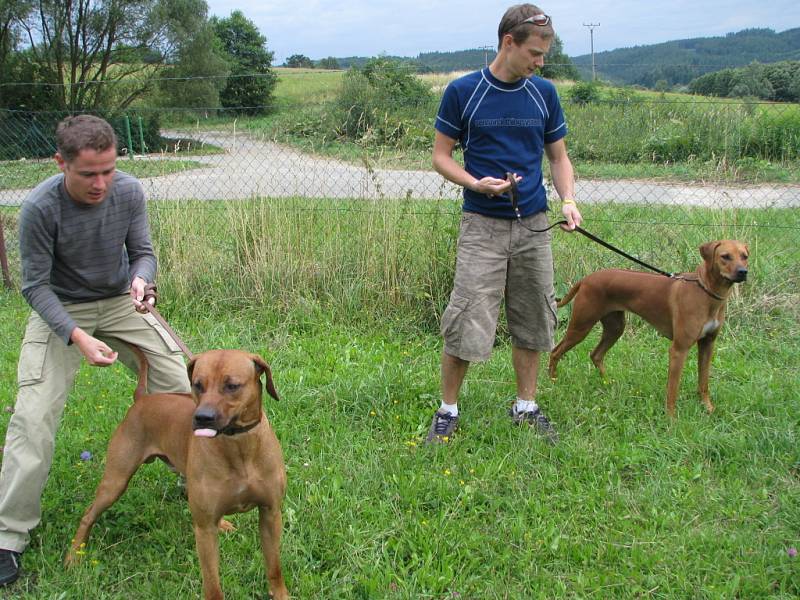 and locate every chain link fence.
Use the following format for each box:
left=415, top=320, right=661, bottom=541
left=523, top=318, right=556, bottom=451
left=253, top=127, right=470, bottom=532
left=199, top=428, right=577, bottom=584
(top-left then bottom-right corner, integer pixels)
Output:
left=1, top=100, right=798, bottom=325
